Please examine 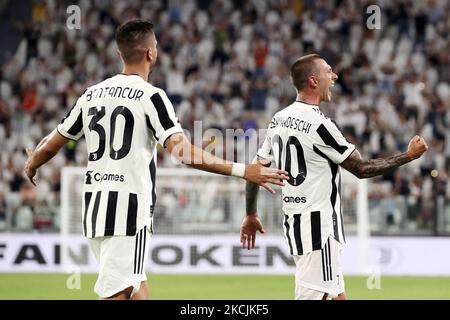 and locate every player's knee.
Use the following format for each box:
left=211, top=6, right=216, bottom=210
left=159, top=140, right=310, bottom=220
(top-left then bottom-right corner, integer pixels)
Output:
left=130, top=281, right=149, bottom=300
left=333, top=292, right=346, bottom=300
left=103, top=286, right=133, bottom=300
